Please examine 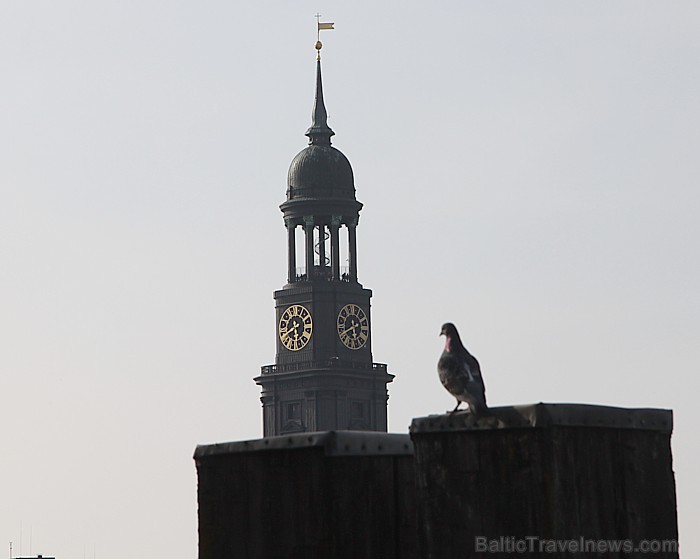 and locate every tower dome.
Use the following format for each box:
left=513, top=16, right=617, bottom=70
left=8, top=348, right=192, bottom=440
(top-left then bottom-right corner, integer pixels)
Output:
left=287, top=144, right=355, bottom=200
